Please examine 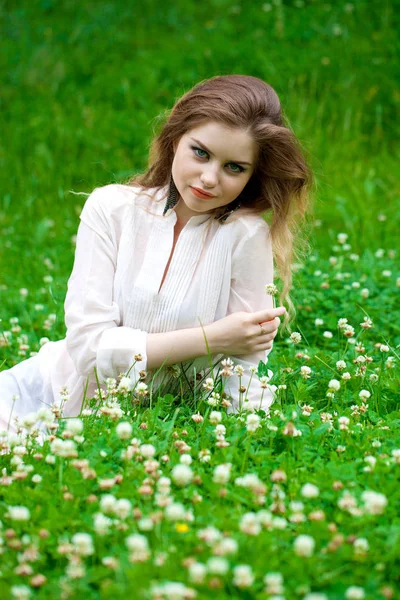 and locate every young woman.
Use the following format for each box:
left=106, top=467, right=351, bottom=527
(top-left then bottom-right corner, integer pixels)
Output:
left=0, top=74, right=312, bottom=433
